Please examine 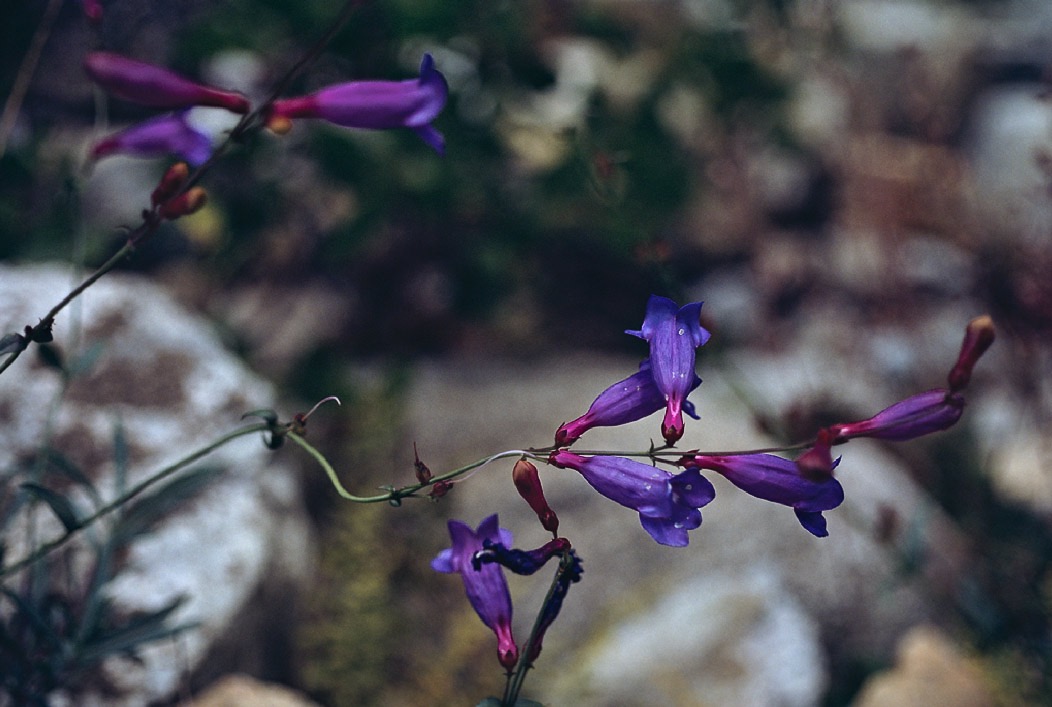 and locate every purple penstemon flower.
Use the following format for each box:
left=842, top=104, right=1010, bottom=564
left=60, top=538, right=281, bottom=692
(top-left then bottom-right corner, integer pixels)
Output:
left=431, top=515, right=518, bottom=670
left=84, top=52, right=250, bottom=113
left=555, top=358, right=701, bottom=446
left=829, top=389, right=964, bottom=442
left=687, top=453, right=844, bottom=537
left=625, top=295, right=711, bottom=445
left=549, top=450, right=715, bottom=547
left=269, top=53, right=449, bottom=154
left=90, top=112, right=212, bottom=165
